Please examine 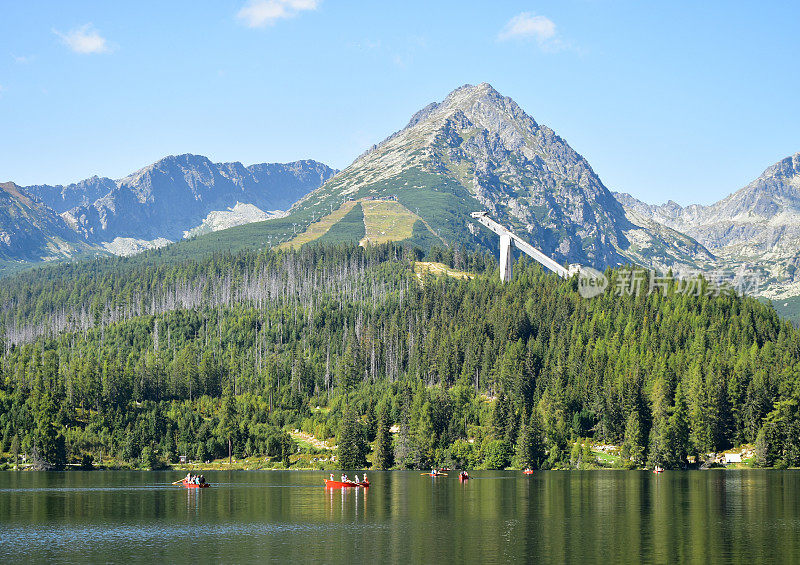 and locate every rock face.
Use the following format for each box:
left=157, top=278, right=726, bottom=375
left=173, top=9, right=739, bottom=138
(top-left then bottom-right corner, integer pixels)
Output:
left=617, top=152, right=800, bottom=258
left=0, top=182, right=93, bottom=261
left=59, top=155, right=336, bottom=241
left=101, top=237, right=173, bottom=257
left=25, top=176, right=118, bottom=214
left=0, top=156, right=335, bottom=266
left=297, top=83, right=712, bottom=270
left=615, top=152, right=800, bottom=297
left=184, top=202, right=287, bottom=239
